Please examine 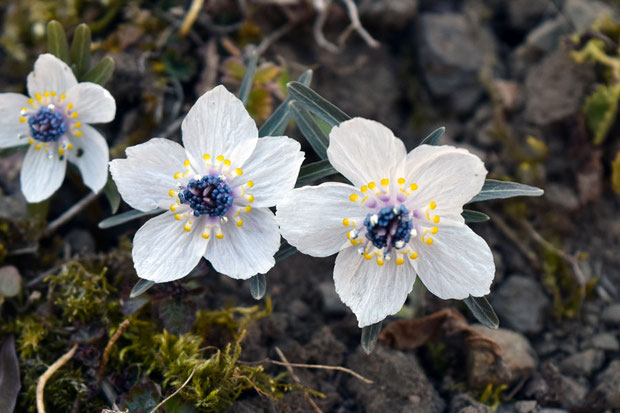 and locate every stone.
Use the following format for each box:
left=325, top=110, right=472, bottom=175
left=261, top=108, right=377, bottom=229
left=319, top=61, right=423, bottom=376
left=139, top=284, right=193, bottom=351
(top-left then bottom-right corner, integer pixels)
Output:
left=347, top=346, right=445, bottom=413
left=317, top=281, right=347, bottom=315
left=514, top=400, right=537, bottom=413
left=560, top=374, right=589, bottom=408
left=589, top=333, right=620, bottom=352
left=544, top=184, right=580, bottom=211
left=589, top=359, right=620, bottom=408
left=0, top=266, right=22, bottom=297
left=360, top=0, right=418, bottom=29
left=526, top=18, right=571, bottom=53
left=524, top=48, right=595, bottom=126
left=559, top=349, right=605, bottom=376
left=491, top=275, right=549, bottom=334
left=466, top=325, right=537, bottom=388
left=65, top=228, right=96, bottom=254
left=507, top=0, right=554, bottom=32
left=0, top=195, right=28, bottom=221
left=601, top=303, right=620, bottom=325
left=564, top=0, right=618, bottom=33
left=450, top=393, right=492, bottom=413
